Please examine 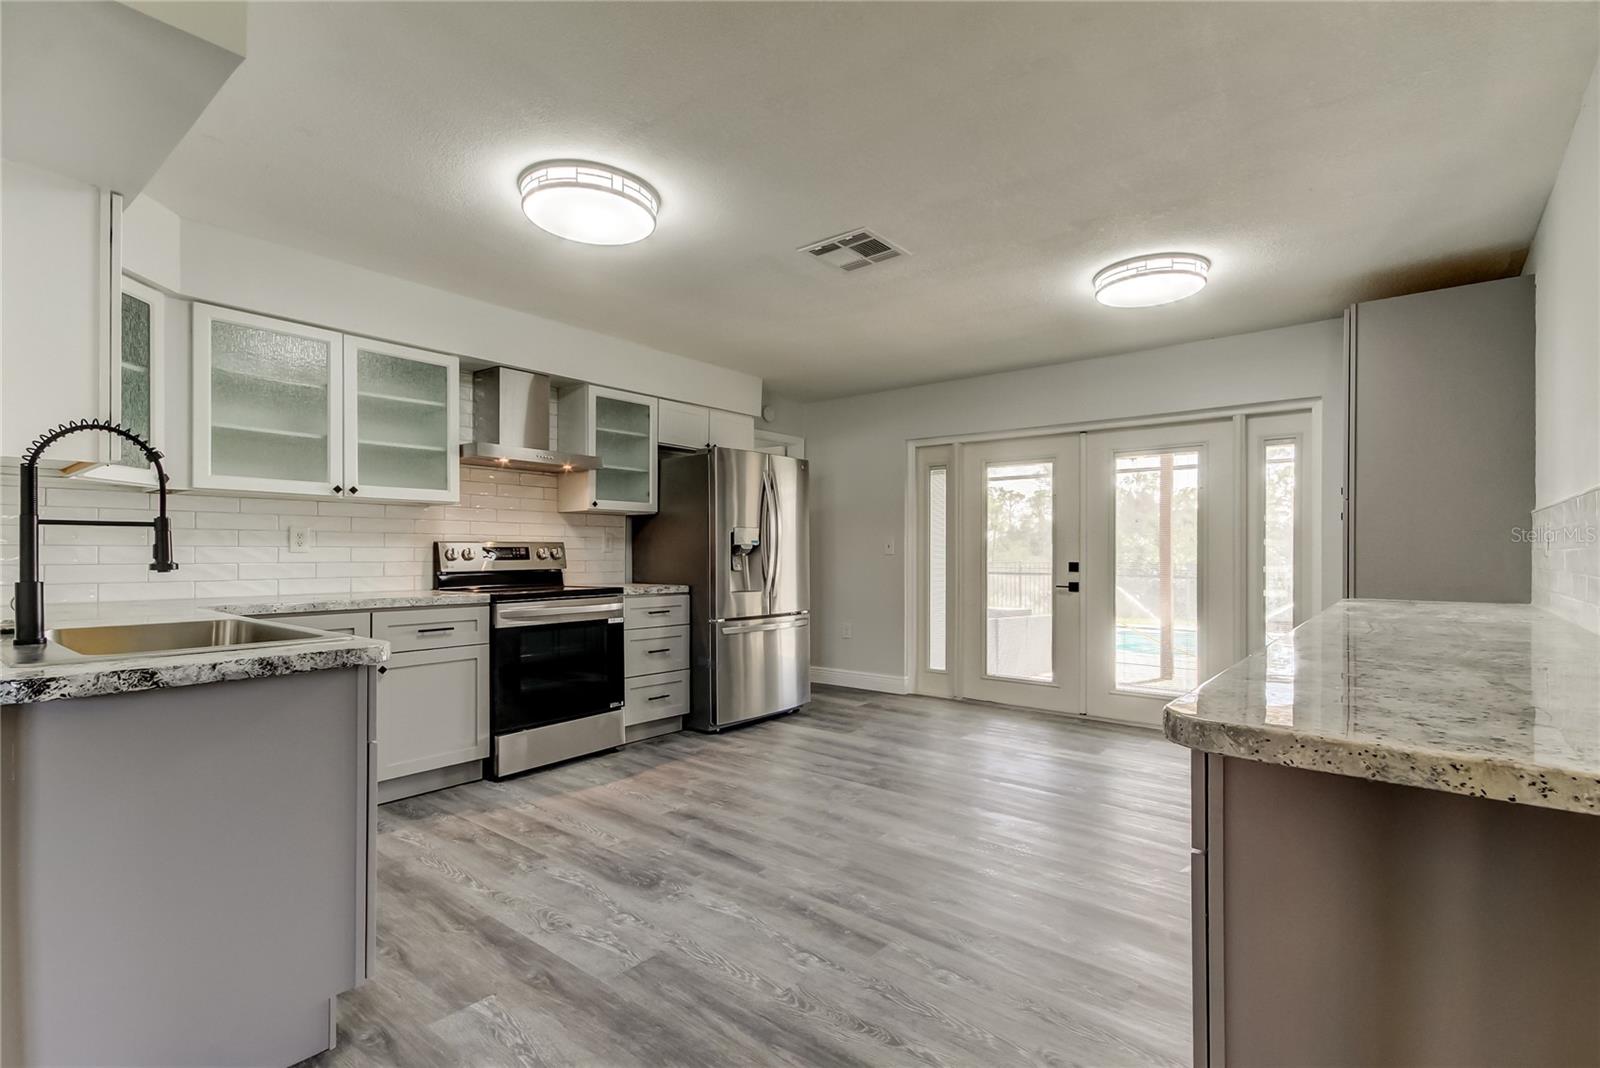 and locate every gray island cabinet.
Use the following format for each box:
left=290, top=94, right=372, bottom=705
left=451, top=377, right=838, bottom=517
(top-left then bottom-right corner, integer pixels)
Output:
left=0, top=608, right=388, bottom=1068
left=1166, top=600, right=1600, bottom=1068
